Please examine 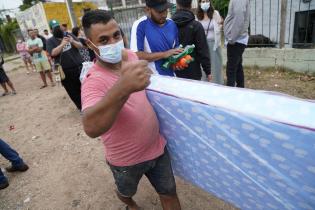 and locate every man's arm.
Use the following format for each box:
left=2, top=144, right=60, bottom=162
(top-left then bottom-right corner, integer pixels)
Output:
left=50, top=37, right=70, bottom=57
left=68, top=35, right=83, bottom=49
left=136, top=49, right=182, bottom=62
left=82, top=60, right=151, bottom=138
